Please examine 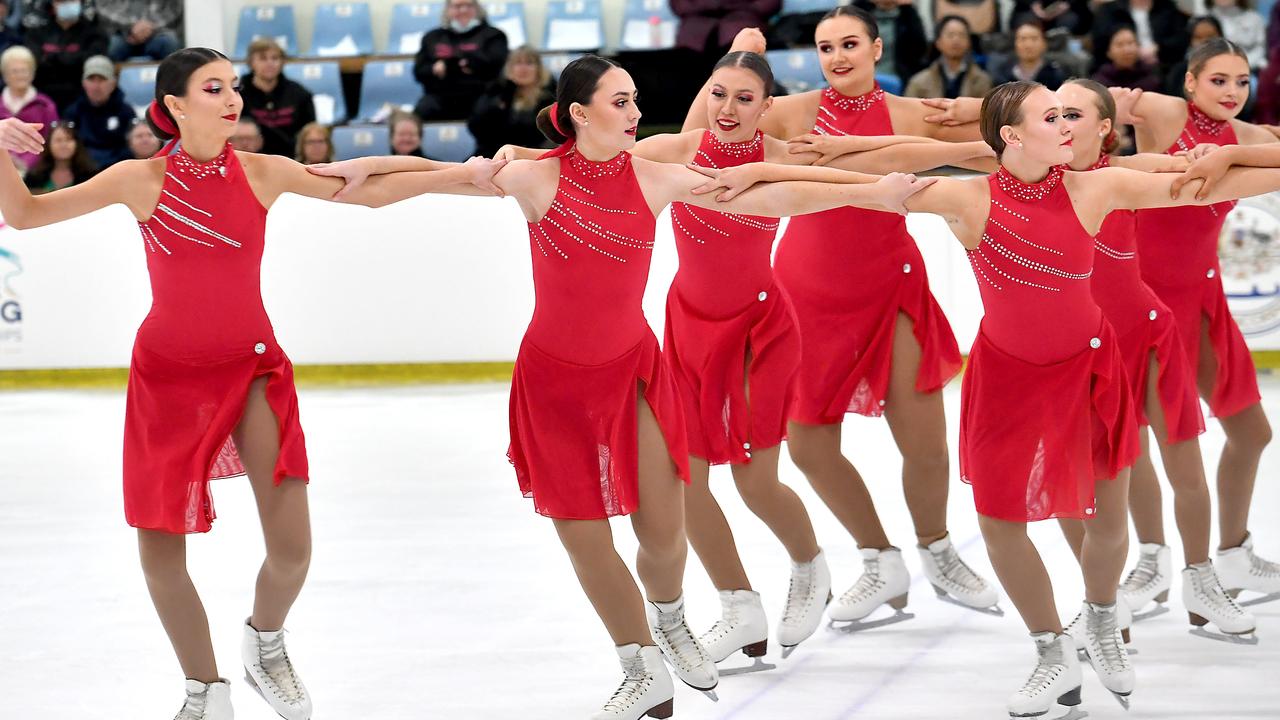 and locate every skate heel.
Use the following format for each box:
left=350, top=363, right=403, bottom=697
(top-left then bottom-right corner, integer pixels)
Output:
left=888, top=593, right=909, bottom=610
left=1154, top=590, right=1169, bottom=603
left=1189, top=611, right=1209, bottom=627
left=1057, top=685, right=1082, bottom=707
left=645, top=699, right=674, bottom=719
left=741, top=640, right=768, bottom=658
left=1121, top=627, right=1131, bottom=644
